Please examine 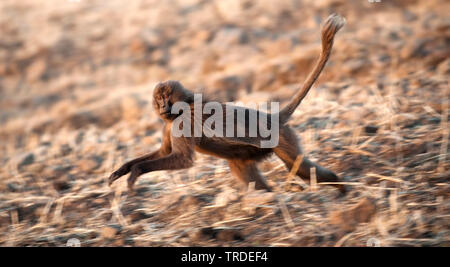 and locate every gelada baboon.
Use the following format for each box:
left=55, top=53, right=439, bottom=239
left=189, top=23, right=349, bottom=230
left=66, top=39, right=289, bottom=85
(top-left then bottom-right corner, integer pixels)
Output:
left=109, top=14, right=347, bottom=194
